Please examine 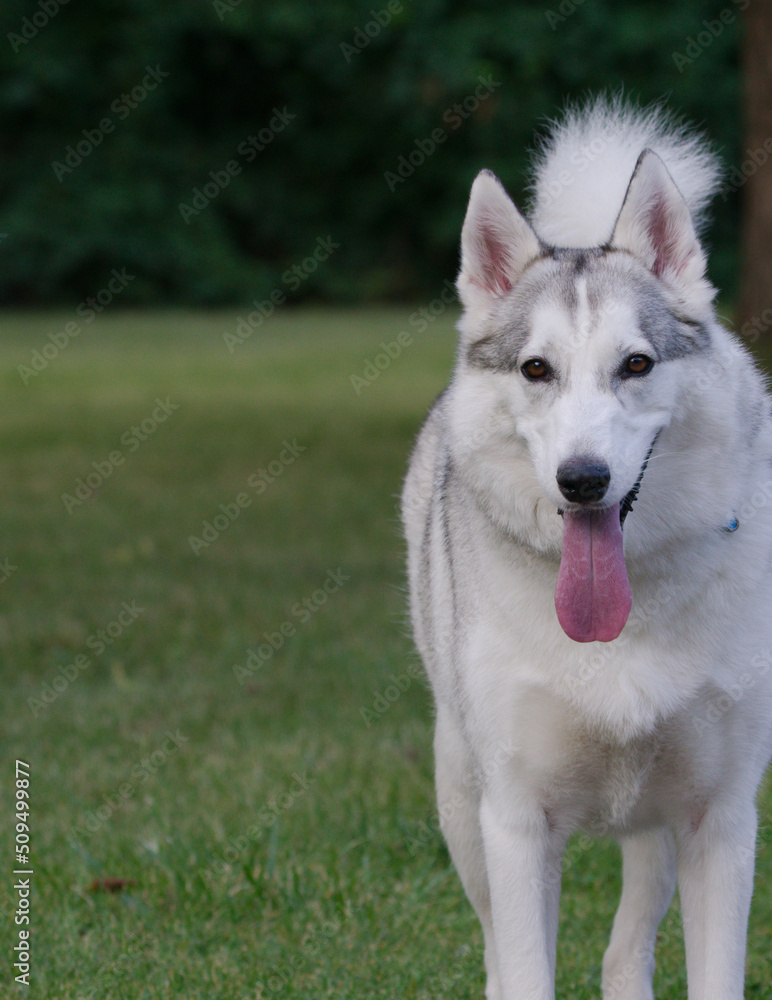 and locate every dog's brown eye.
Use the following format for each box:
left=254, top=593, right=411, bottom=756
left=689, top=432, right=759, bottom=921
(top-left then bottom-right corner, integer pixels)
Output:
left=623, top=354, right=653, bottom=377
left=522, top=358, right=551, bottom=381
